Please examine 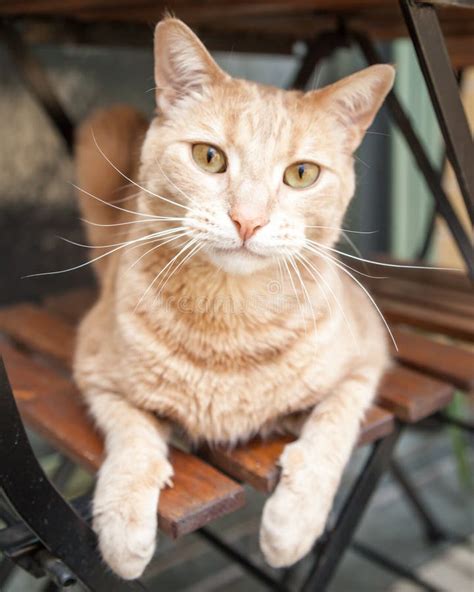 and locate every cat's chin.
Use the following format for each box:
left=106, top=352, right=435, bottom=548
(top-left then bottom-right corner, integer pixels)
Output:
left=206, top=246, right=273, bottom=276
